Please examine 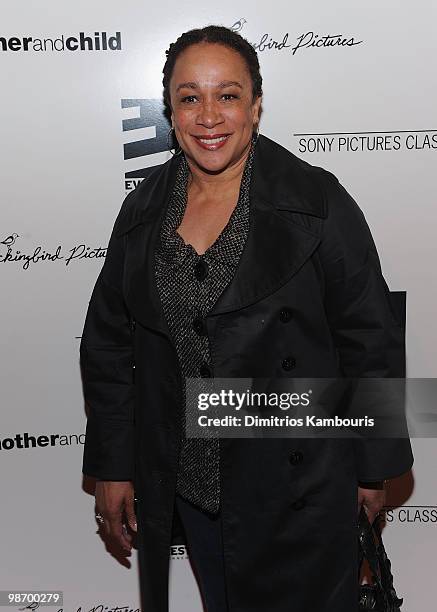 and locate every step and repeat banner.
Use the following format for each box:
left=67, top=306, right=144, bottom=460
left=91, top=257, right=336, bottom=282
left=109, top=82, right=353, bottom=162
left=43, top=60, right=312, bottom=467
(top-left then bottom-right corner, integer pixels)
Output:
left=1, top=1, right=436, bottom=610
